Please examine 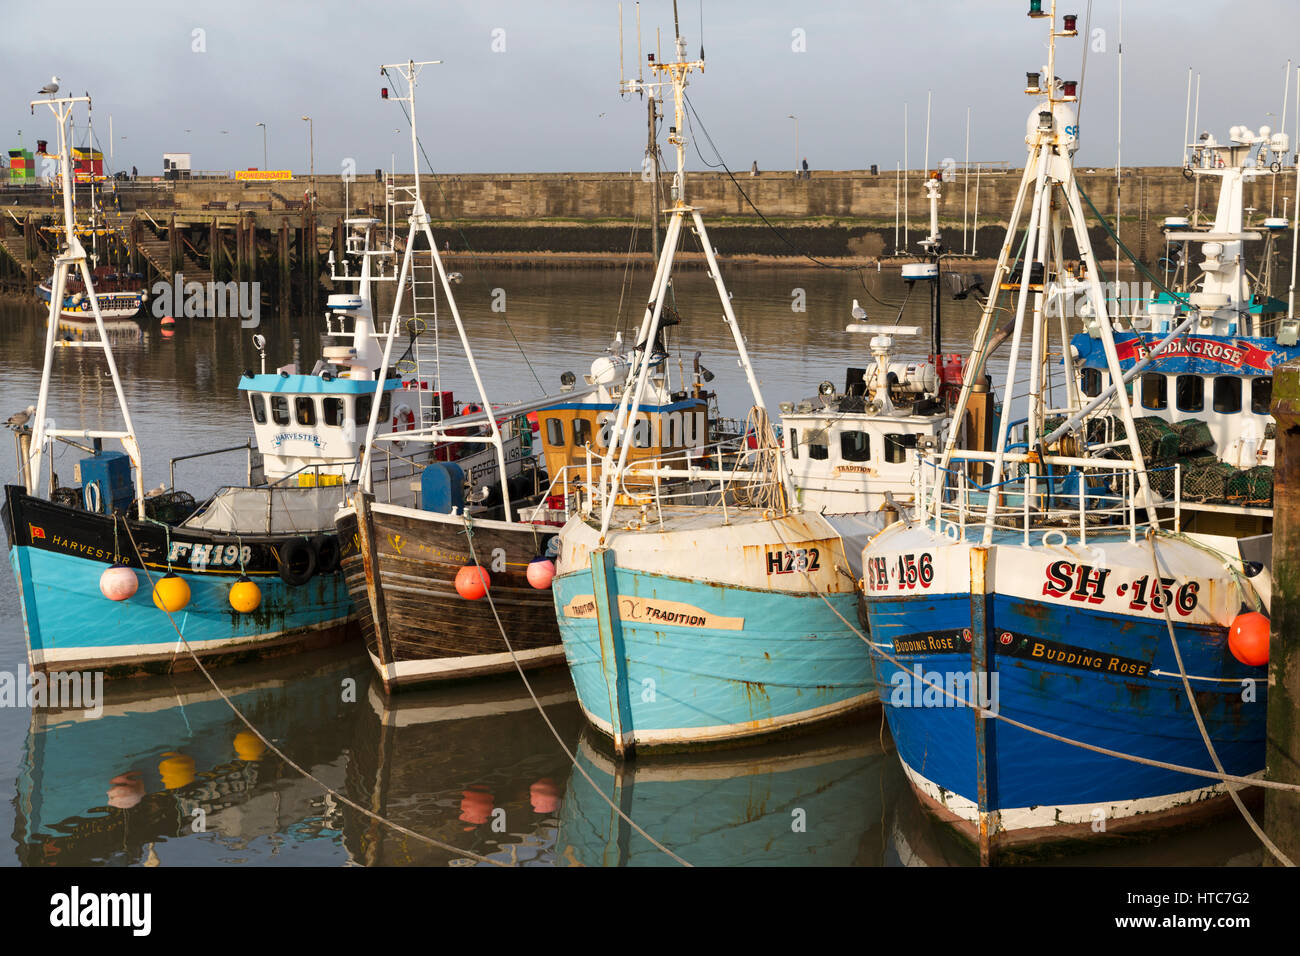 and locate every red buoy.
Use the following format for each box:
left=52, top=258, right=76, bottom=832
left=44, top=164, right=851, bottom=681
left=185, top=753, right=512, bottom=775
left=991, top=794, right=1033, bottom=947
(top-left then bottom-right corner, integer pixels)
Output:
left=1228, top=612, right=1269, bottom=667
left=455, top=565, right=490, bottom=600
